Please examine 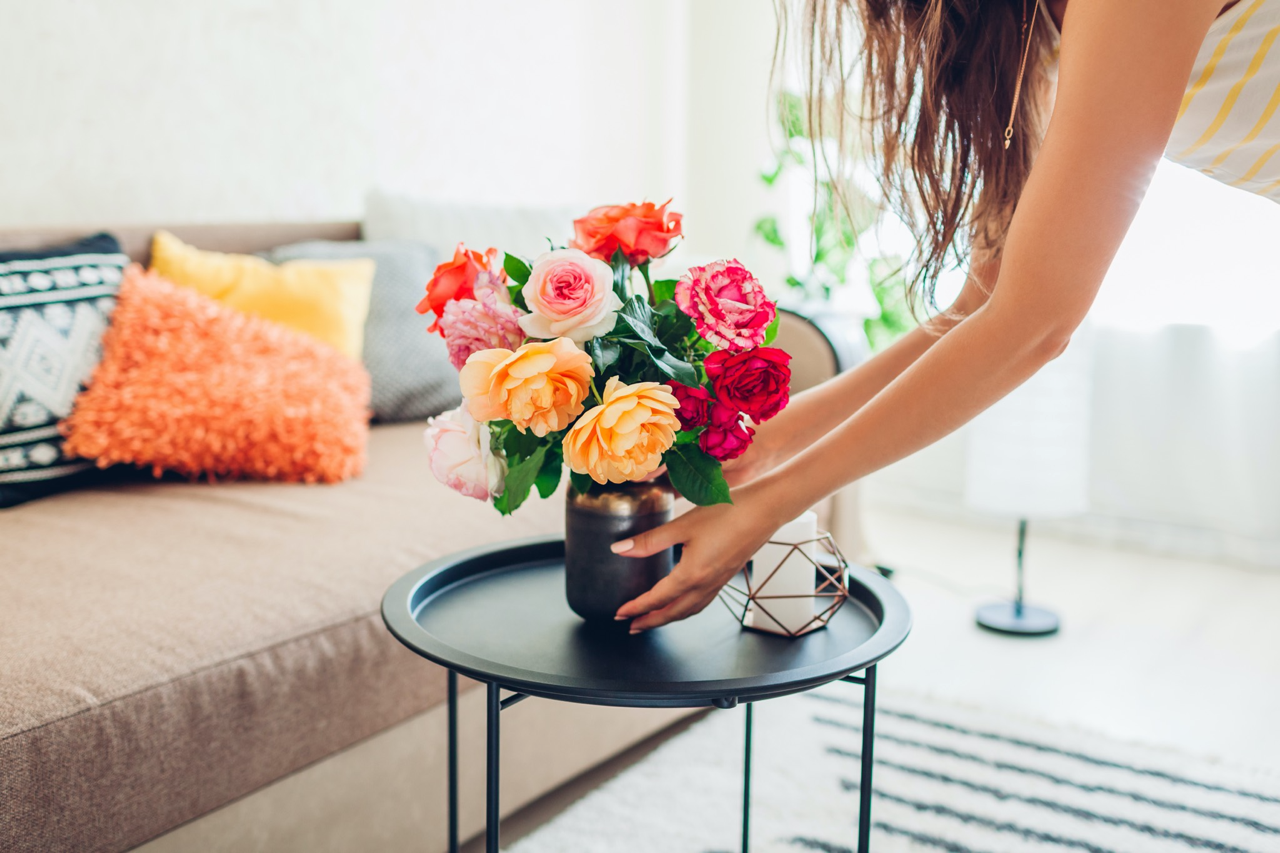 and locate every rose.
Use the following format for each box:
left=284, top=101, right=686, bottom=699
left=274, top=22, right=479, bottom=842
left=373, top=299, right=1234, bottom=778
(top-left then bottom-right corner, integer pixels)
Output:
left=439, top=272, right=526, bottom=370
left=519, top=248, right=622, bottom=343
left=564, top=378, right=680, bottom=484
left=699, top=401, right=755, bottom=461
left=416, top=243, right=503, bottom=334
left=674, top=259, right=776, bottom=351
left=571, top=200, right=683, bottom=266
left=459, top=337, right=595, bottom=436
left=704, top=347, right=792, bottom=422
left=668, top=381, right=712, bottom=430
left=423, top=407, right=506, bottom=500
